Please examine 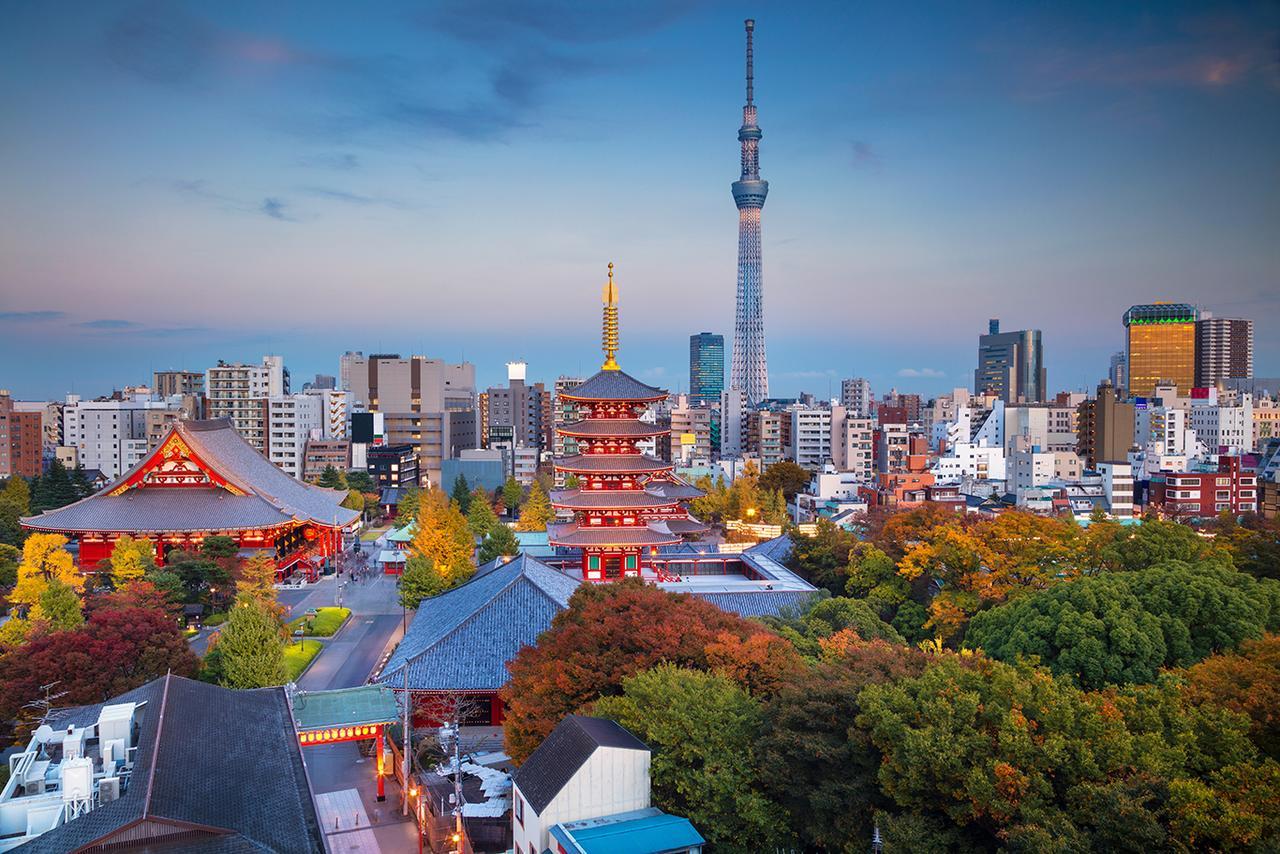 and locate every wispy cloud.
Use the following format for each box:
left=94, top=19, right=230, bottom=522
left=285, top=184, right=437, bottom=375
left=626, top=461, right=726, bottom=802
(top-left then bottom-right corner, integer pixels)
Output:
left=898, top=367, right=945, bottom=378
left=76, top=319, right=142, bottom=329
left=260, top=198, right=294, bottom=221
left=850, top=140, right=881, bottom=169
left=0, top=310, right=67, bottom=322
left=105, top=3, right=356, bottom=86
left=298, top=152, right=360, bottom=171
